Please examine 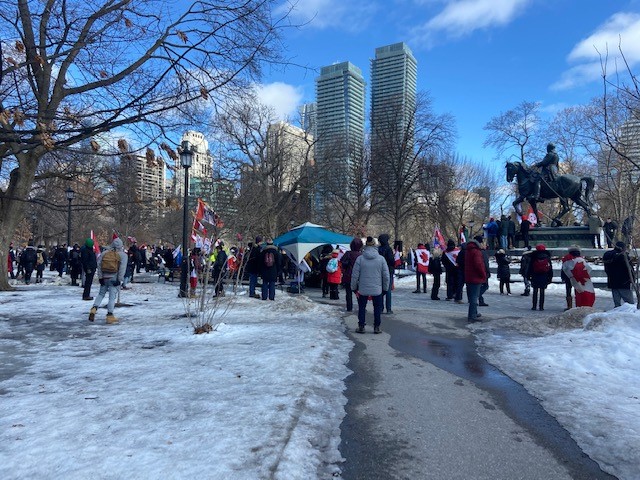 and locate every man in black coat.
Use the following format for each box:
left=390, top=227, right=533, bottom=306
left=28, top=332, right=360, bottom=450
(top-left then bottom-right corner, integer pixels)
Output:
left=603, top=241, right=635, bottom=307
left=80, top=238, right=97, bottom=300
left=259, top=239, right=281, bottom=301
left=246, top=236, right=263, bottom=299
left=441, top=239, right=459, bottom=301
left=377, top=233, right=395, bottom=313
left=603, top=218, right=618, bottom=248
